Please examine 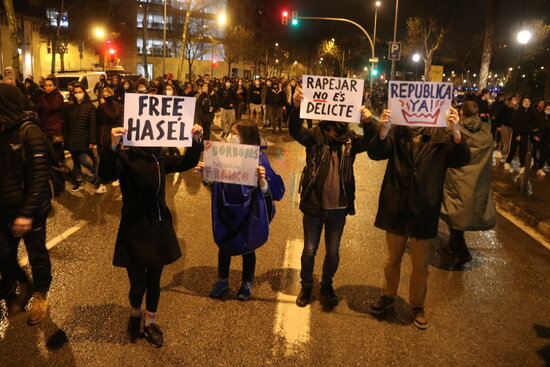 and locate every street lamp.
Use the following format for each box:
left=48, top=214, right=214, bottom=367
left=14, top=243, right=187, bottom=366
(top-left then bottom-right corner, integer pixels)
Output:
left=412, top=53, right=420, bottom=62
left=217, top=13, right=227, bottom=27
left=93, top=27, right=106, bottom=39
left=517, top=30, right=532, bottom=45
left=370, top=0, right=381, bottom=90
